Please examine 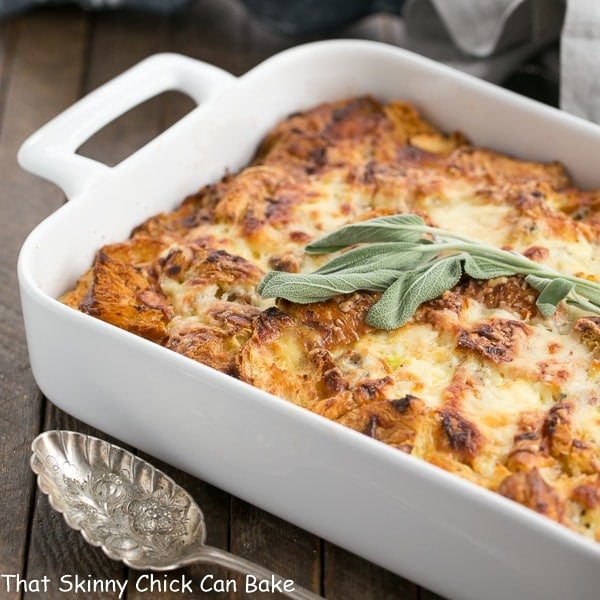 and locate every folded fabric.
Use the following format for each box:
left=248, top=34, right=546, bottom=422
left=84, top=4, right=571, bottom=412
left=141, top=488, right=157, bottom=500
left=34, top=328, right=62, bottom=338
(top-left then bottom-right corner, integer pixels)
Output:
left=3, top=0, right=598, bottom=124
left=402, top=0, right=565, bottom=82
left=560, top=0, right=600, bottom=122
